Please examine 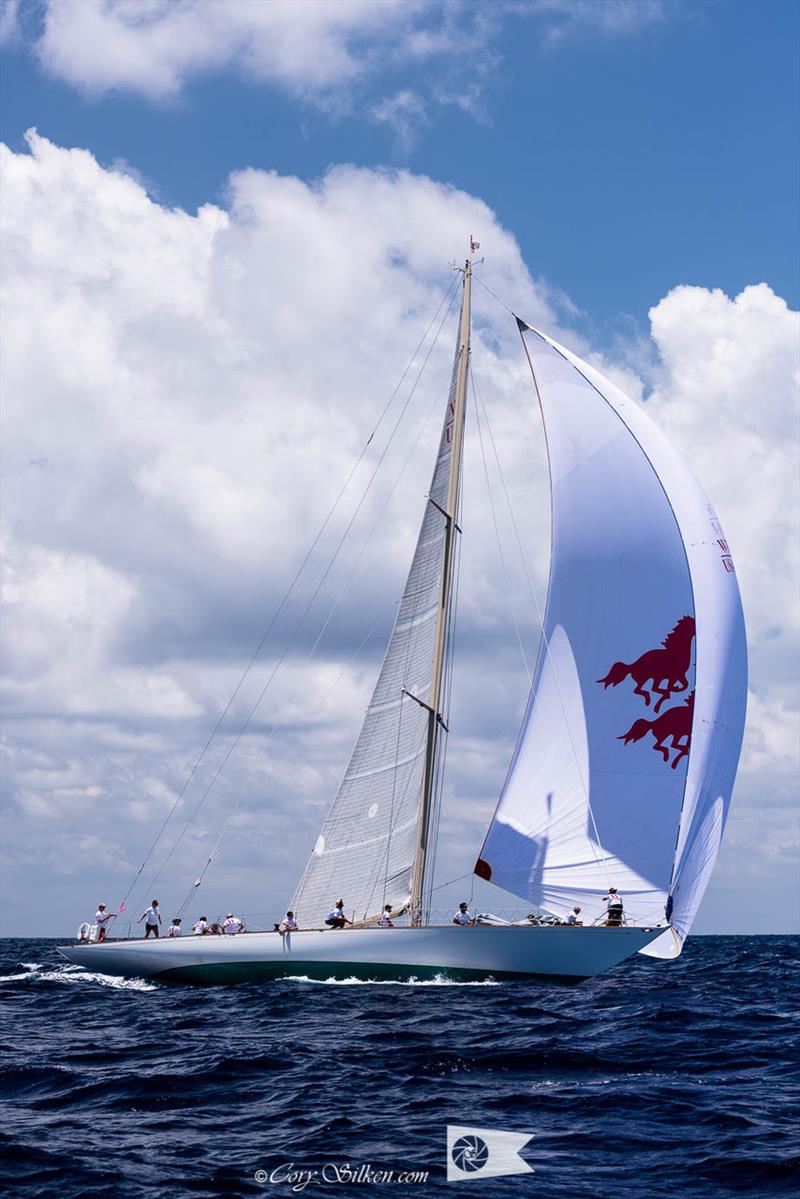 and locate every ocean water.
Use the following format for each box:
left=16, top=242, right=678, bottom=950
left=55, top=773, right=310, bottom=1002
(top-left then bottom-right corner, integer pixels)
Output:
left=1, top=935, right=798, bottom=1199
